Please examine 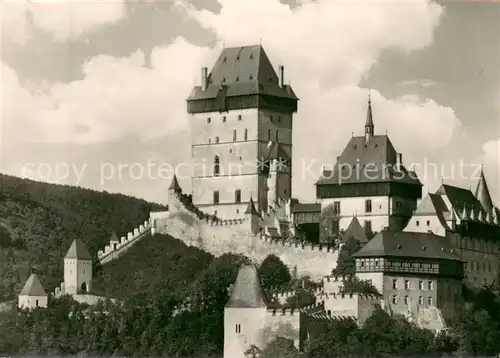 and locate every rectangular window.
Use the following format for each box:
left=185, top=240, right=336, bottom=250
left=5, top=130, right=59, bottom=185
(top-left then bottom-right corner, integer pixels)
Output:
left=428, top=297, right=433, bottom=305
left=365, top=199, right=372, bottom=213
left=333, top=201, right=340, bottom=214
left=215, top=136, right=219, bottom=143
left=222, top=116, right=226, bottom=122
left=416, top=220, right=419, bottom=226
left=392, top=279, right=397, bottom=289
left=418, top=296, right=423, bottom=304
left=404, top=280, right=410, bottom=290
left=428, top=281, right=433, bottom=291
left=364, top=220, right=372, bottom=235
left=426, top=220, right=430, bottom=226
left=235, top=190, right=241, bottom=203
left=238, top=115, right=242, bottom=121
left=213, top=191, right=219, bottom=205
left=244, top=129, right=248, bottom=141
left=233, top=129, right=237, bottom=141
left=392, top=295, right=397, bottom=304
left=404, top=296, right=408, bottom=304
left=419, top=280, right=424, bottom=290
left=36, top=300, right=39, bottom=307
left=235, top=324, right=241, bottom=333
left=207, top=117, right=211, bottom=123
